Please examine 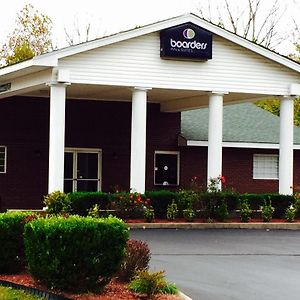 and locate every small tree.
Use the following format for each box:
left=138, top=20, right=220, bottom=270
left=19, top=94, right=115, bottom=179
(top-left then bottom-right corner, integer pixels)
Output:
left=0, top=4, right=52, bottom=66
